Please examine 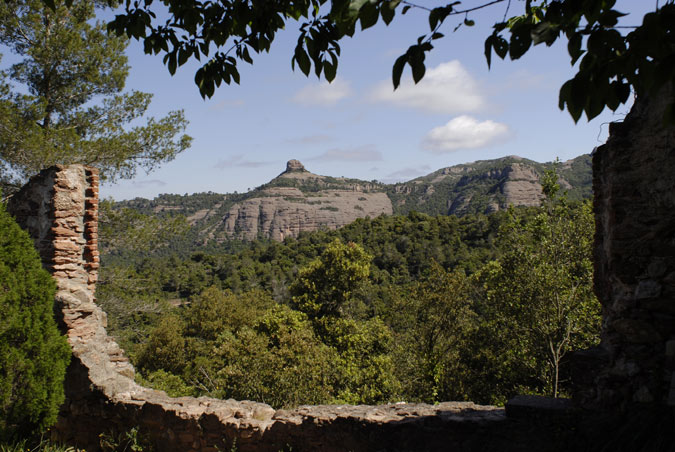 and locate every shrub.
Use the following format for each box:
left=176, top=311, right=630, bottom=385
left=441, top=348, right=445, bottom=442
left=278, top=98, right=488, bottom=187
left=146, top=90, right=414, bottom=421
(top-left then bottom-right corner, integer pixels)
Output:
left=0, top=201, right=70, bottom=441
